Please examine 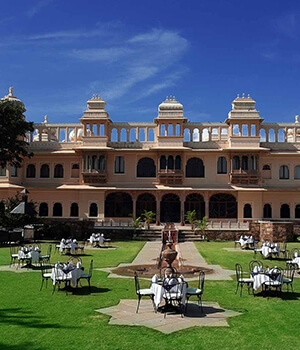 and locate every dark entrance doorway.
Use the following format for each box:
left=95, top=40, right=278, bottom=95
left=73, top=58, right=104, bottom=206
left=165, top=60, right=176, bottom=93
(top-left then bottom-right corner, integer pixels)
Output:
left=160, top=193, right=180, bottom=222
